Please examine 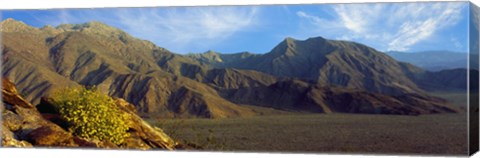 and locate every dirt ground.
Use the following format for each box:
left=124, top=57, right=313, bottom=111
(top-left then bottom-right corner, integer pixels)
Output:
left=153, top=113, right=469, bottom=156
